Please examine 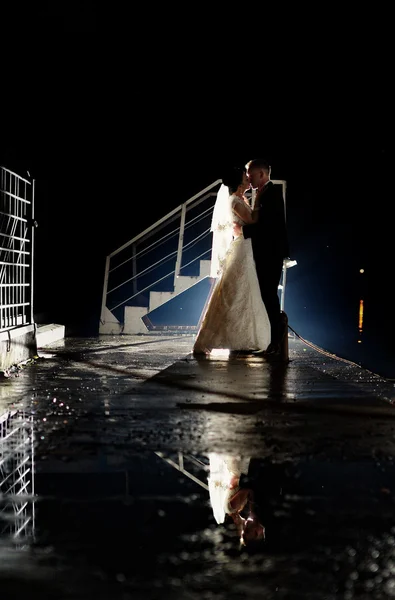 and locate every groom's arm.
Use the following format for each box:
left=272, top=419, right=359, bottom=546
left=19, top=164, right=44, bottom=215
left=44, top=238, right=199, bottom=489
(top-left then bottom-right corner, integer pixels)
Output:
left=243, top=188, right=286, bottom=241
left=242, top=220, right=258, bottom=240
